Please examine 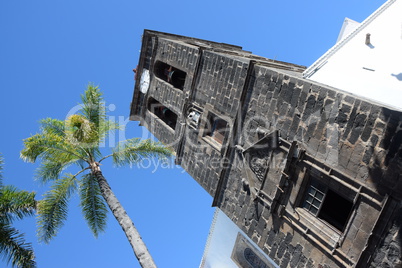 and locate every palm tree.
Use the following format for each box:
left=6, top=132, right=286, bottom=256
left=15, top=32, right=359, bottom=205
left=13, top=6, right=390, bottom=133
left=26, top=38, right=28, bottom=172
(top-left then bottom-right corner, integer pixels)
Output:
left=0, top=155, right=36, bottom=268
left=20, top=84, right=172, bottom=268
